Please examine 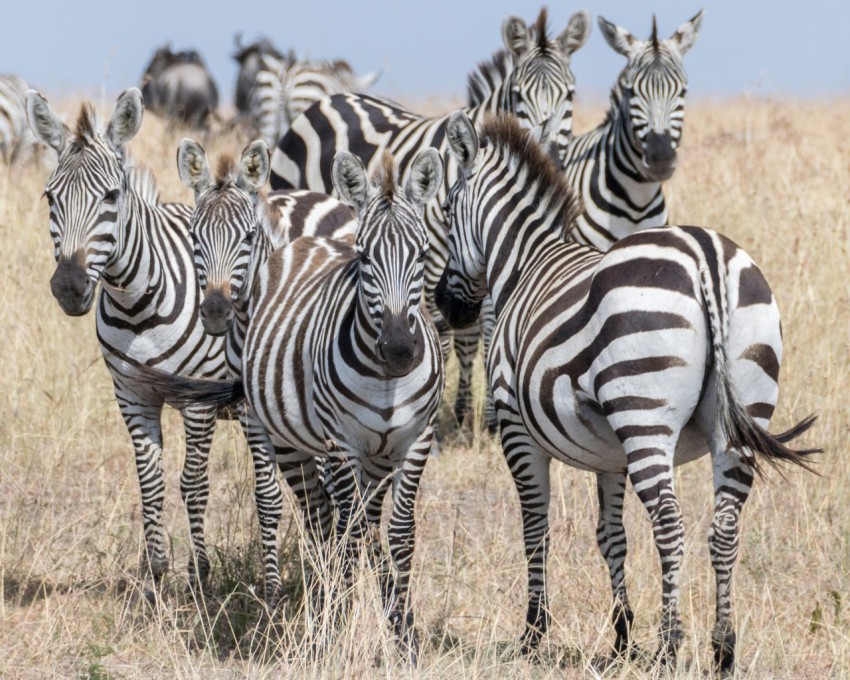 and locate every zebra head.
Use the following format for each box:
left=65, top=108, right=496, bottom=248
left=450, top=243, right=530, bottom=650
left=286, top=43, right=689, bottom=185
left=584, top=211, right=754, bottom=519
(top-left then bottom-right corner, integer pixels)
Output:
left=332, top=149, right=442, bottom=378
left=502, top=8, right=590, bottom=137
left=435, top=112, right=487, bottom=330
left=599, top=9, right=704, bottom=181
left=177, top=138, right=271, bottom=336
left=26, top=88, right=144, bottom=316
